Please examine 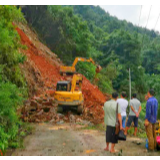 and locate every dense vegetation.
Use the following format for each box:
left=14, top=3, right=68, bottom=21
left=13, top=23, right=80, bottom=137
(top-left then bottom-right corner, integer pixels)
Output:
left=2, top=5, right=160, bottom=152
left=20, top=5, right=160, bottom=107
left=0, top=6, right=27, bottom=152
left=20, top=5, right=160, bottom=119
